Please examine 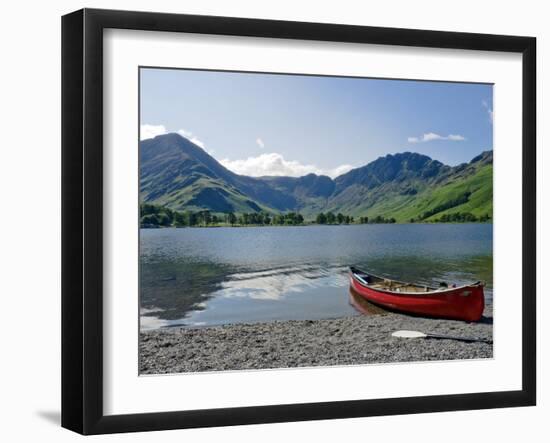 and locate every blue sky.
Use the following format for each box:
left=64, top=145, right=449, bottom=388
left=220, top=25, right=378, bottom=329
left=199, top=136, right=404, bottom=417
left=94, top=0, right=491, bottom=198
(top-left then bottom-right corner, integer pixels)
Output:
left=140, top=68, right=493, bottom=178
